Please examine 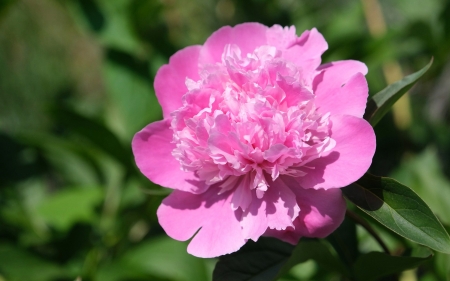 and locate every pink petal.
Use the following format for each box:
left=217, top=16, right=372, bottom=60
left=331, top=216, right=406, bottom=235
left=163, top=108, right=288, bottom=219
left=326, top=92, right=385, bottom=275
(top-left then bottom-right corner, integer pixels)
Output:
left=315, top=73, right=368, bottom=117
left=157, top=189, right=246, bottom=258
left=265, top=177, right=346, bottom=243
left=266, top=25, right=298, bottom=50
left=282, top=28, right=328, bottom=81
left=199, top=23, right=268, bottom=65
left=292, top=184, right=346, bottom=238
left=239, top=175, right=300, bottom=241
left=240, top=198, right=268, bottom=241
left=265, top=177, right=300, bottom=230
left=154, top=46, right=201, bottom=119
left=314, top=60, right=369, bottom=118
left=231, top=176, right=253, bottom=211
left=132, top=120, right=208, bottom=193
left=297, top=115, right=376, bottom=190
